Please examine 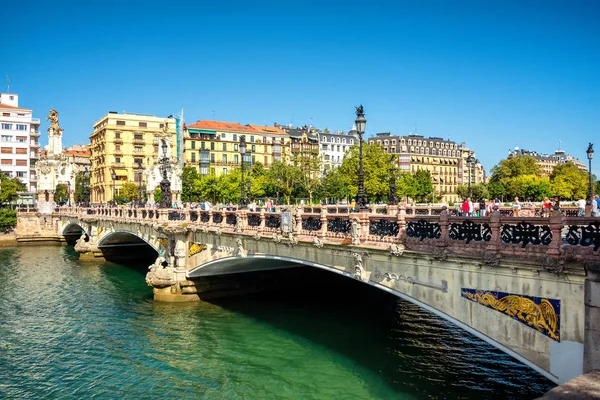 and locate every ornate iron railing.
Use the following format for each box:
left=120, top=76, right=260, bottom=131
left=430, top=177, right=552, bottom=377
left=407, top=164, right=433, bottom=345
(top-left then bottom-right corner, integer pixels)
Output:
left=302, top=216, right=322, bottom=231
left=226, top=214, right=237, bottom=225
left=449, top=220, right=491, bottom=243
left=406, top=219, right=441, bottom=241
left=189, top=211, right=198, bottom=222
left=265, top=215, right=281, bottom=229
left=369, top=218, right=399, bottom=237
left=327, top=217, right=351, bottom=233
left=213, top=213, right=223, bottom=224
left=168, top=211, right=185, bottom=221
left=201, top=212, right=210, bottom=223
left=566, top=222, right=600, bottom=251
left=500, top=221, right=552, bottom=247
left=247, top=213, right=261, bottom=227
